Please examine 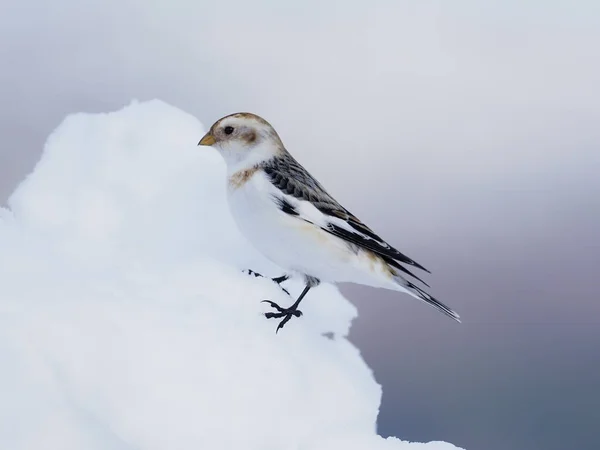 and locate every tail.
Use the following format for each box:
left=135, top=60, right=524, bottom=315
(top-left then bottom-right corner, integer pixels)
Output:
left=393, top=273, right=461, bottom=323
